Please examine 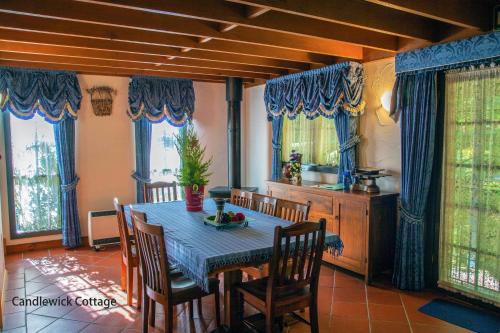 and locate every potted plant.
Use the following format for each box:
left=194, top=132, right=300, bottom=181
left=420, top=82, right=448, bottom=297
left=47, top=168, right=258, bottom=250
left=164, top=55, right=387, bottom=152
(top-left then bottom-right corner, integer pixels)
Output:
left=174, top=126, right=212, bottom=211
